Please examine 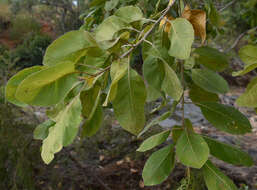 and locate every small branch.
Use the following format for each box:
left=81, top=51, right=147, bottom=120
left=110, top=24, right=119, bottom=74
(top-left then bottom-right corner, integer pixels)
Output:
left=79, top=65, right=111, bottom=78
left=219, top=0, right=236, bottom=12
left=125, top=27, right=141, bottom=33
left=141, top=18, right=158, bottom=23
left=77, top=64, right=104, bottom=71
left=143, top=39, right=153, bottom=46
left=120, top=1, right=176, bottom=59
left=226, top=26, right=257, bottom=52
